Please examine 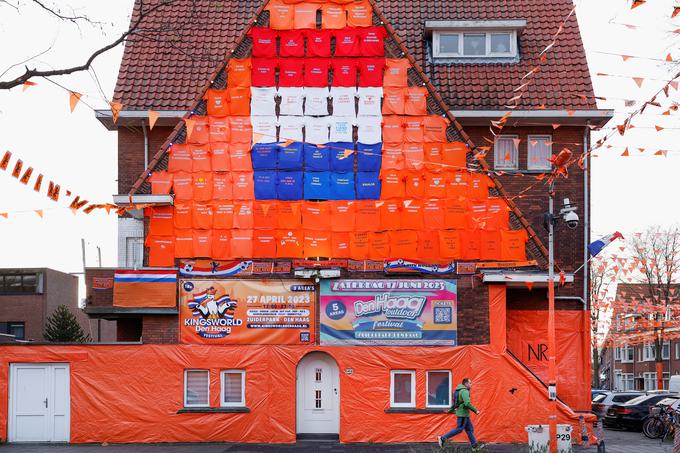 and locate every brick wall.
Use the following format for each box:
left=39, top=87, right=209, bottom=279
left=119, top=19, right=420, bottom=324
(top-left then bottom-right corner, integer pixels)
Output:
left=142, top=315, right=179, bottom=344
left=457, top=276, right=489, bottom=345
left=117, top=318, right=143, bottom=342
left=85, top=268, right=114, bottom=307
left=118, top=126, right=174, bottom=195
